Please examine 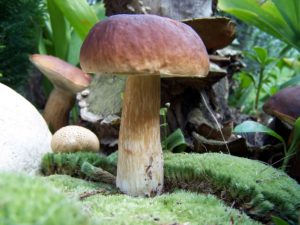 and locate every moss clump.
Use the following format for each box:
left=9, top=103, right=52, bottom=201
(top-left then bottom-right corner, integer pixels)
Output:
left=164, top=153, right=300, bottom=223
left=45, top=174, right=260, bottom=225
left=0, top=173, right=91, bottom=225
left=41, top=152, right=116, bottom=177
left=41, top=152, right=300, bottom=224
